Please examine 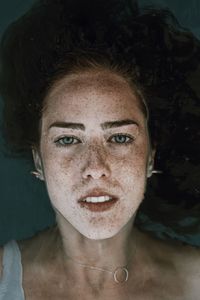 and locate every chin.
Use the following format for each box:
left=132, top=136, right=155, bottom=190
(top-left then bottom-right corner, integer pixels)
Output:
left=78, top=226, right=124, bottom=240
